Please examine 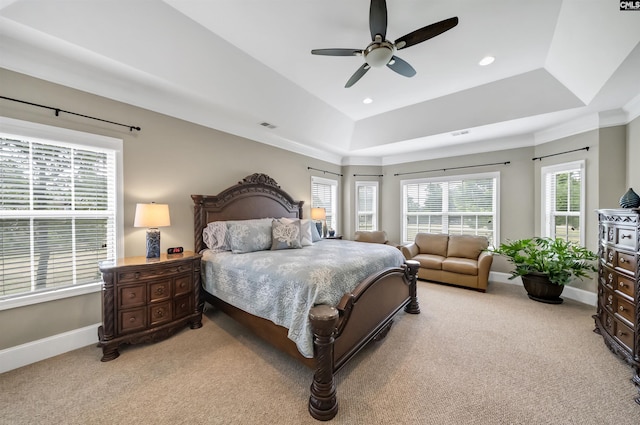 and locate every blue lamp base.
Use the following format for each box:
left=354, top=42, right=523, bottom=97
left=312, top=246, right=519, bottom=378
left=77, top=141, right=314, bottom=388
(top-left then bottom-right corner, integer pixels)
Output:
left=146, top=228, right=161, bottom=258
